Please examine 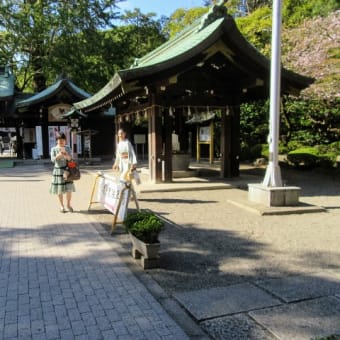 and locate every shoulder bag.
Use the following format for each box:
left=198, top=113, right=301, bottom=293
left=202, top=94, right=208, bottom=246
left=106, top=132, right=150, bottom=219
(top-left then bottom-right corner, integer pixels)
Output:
left=63, top=160, right=81, bottom=181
